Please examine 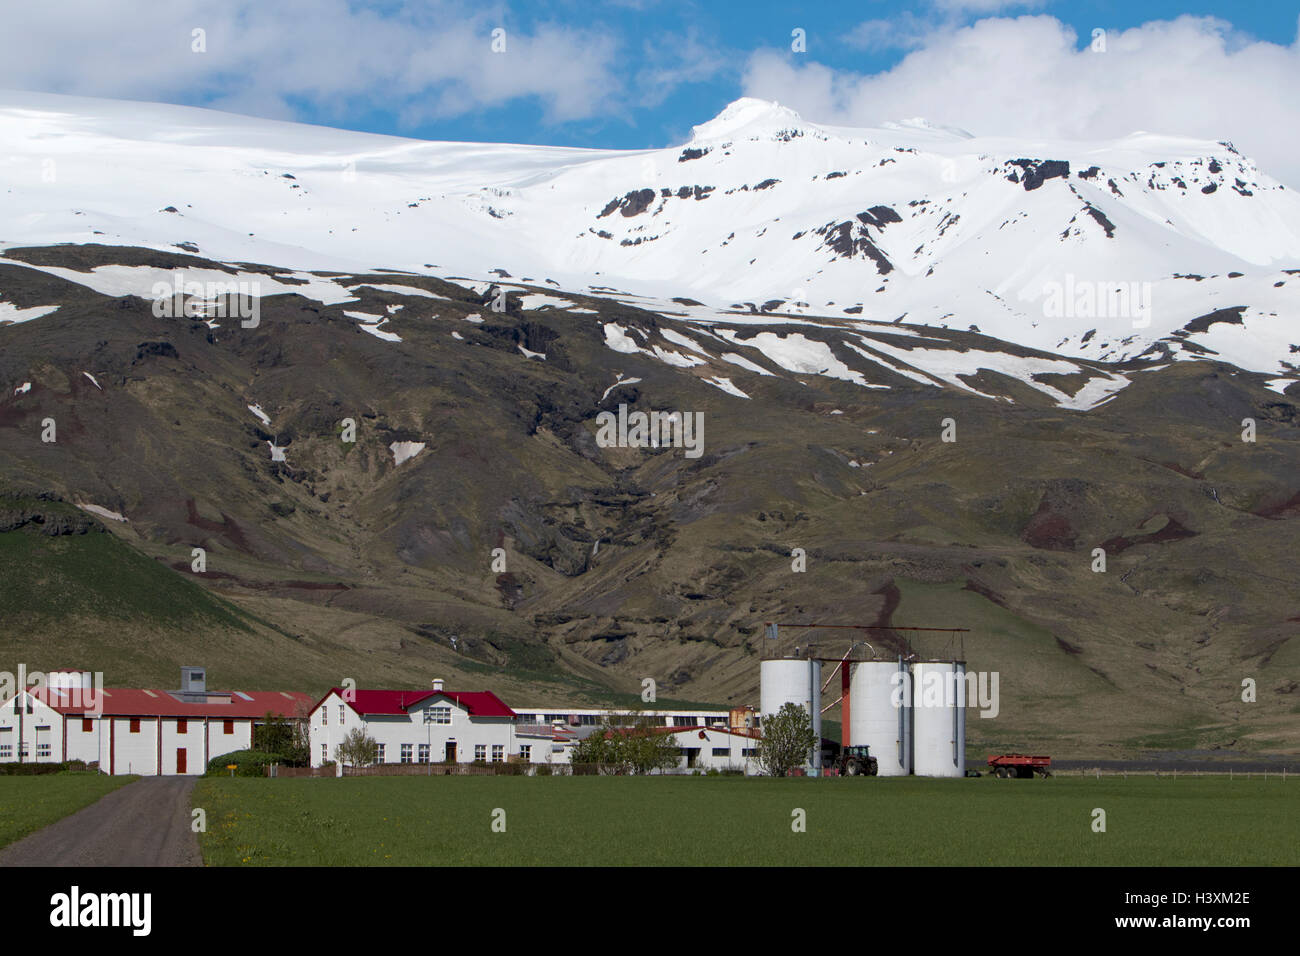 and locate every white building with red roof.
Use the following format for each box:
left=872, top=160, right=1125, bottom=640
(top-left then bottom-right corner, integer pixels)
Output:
left=310, top=679, right=569, bottom=768
left=0, top=666, right=312, bottom=775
